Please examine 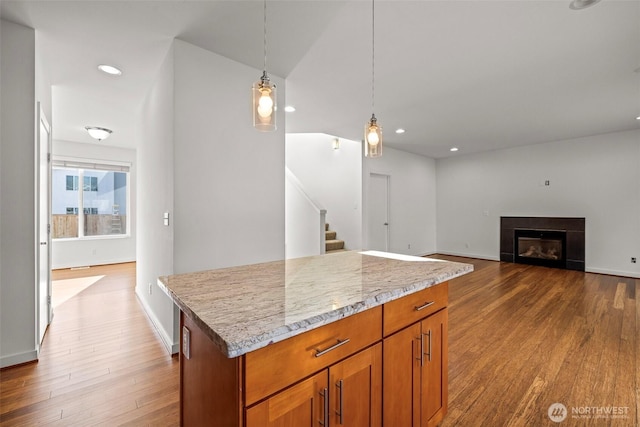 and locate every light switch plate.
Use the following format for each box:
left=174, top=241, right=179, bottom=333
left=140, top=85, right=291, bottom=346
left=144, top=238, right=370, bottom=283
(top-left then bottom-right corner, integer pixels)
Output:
left=182, top=326, right=191, bottom=359
left=163, top=212, right=170, bottom=226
